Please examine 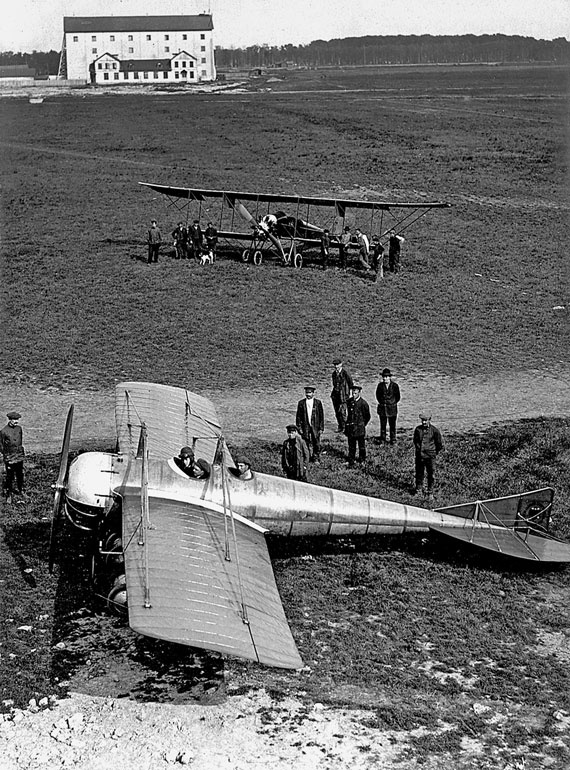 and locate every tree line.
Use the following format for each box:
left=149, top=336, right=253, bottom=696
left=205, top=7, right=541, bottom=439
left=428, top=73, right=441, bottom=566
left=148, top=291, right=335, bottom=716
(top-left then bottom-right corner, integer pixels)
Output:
left=0, top=50, right=60, bottom=75
left=215, top=34, right=569, bottom=69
